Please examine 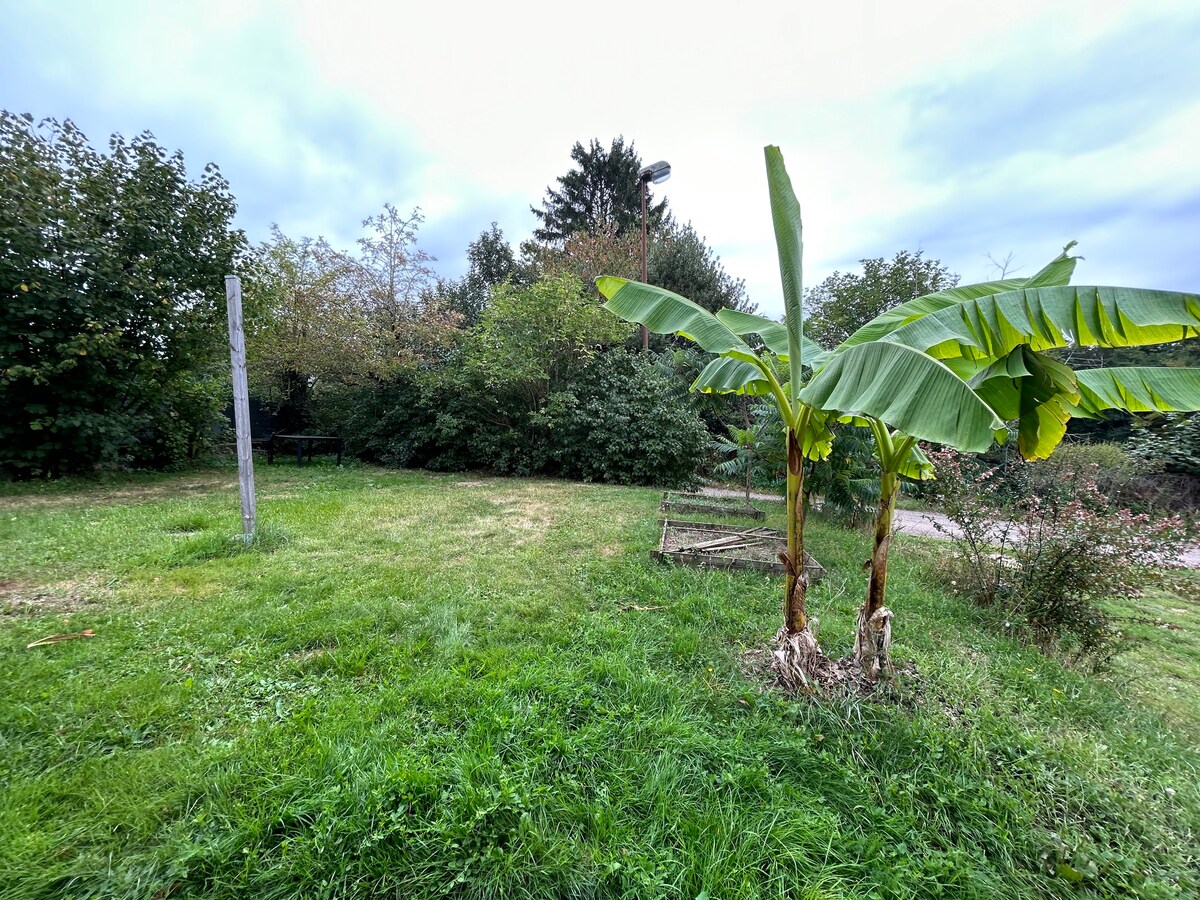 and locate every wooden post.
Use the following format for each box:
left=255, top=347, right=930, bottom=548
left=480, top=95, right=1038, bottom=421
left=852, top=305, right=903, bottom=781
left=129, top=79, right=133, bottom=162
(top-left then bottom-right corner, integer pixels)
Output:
left=225, top=275, right=257, bottom=541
